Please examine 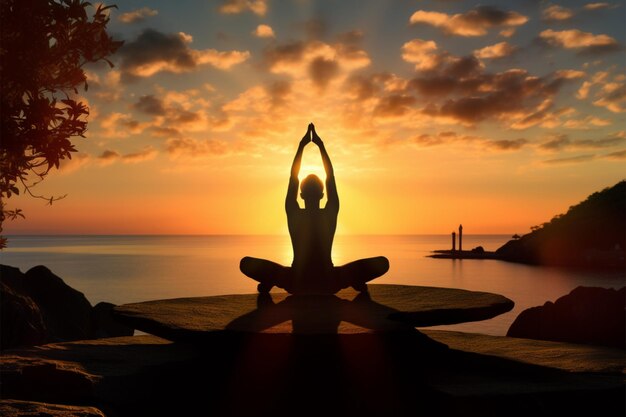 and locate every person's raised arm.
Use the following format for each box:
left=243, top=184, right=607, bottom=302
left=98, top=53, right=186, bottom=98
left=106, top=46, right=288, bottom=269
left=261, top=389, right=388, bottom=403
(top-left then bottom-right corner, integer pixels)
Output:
left=286, top=124, right=312, bottom=211
left=311, top=124, right=339, bottom=211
